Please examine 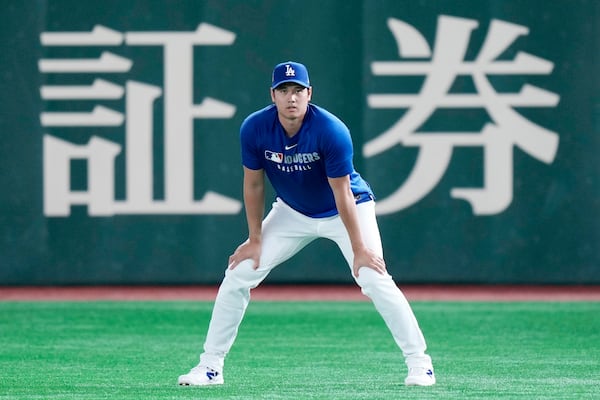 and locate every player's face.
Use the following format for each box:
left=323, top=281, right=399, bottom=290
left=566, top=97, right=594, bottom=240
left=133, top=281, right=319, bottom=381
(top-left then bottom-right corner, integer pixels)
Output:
left=271, top=84, right=312, bottom=121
